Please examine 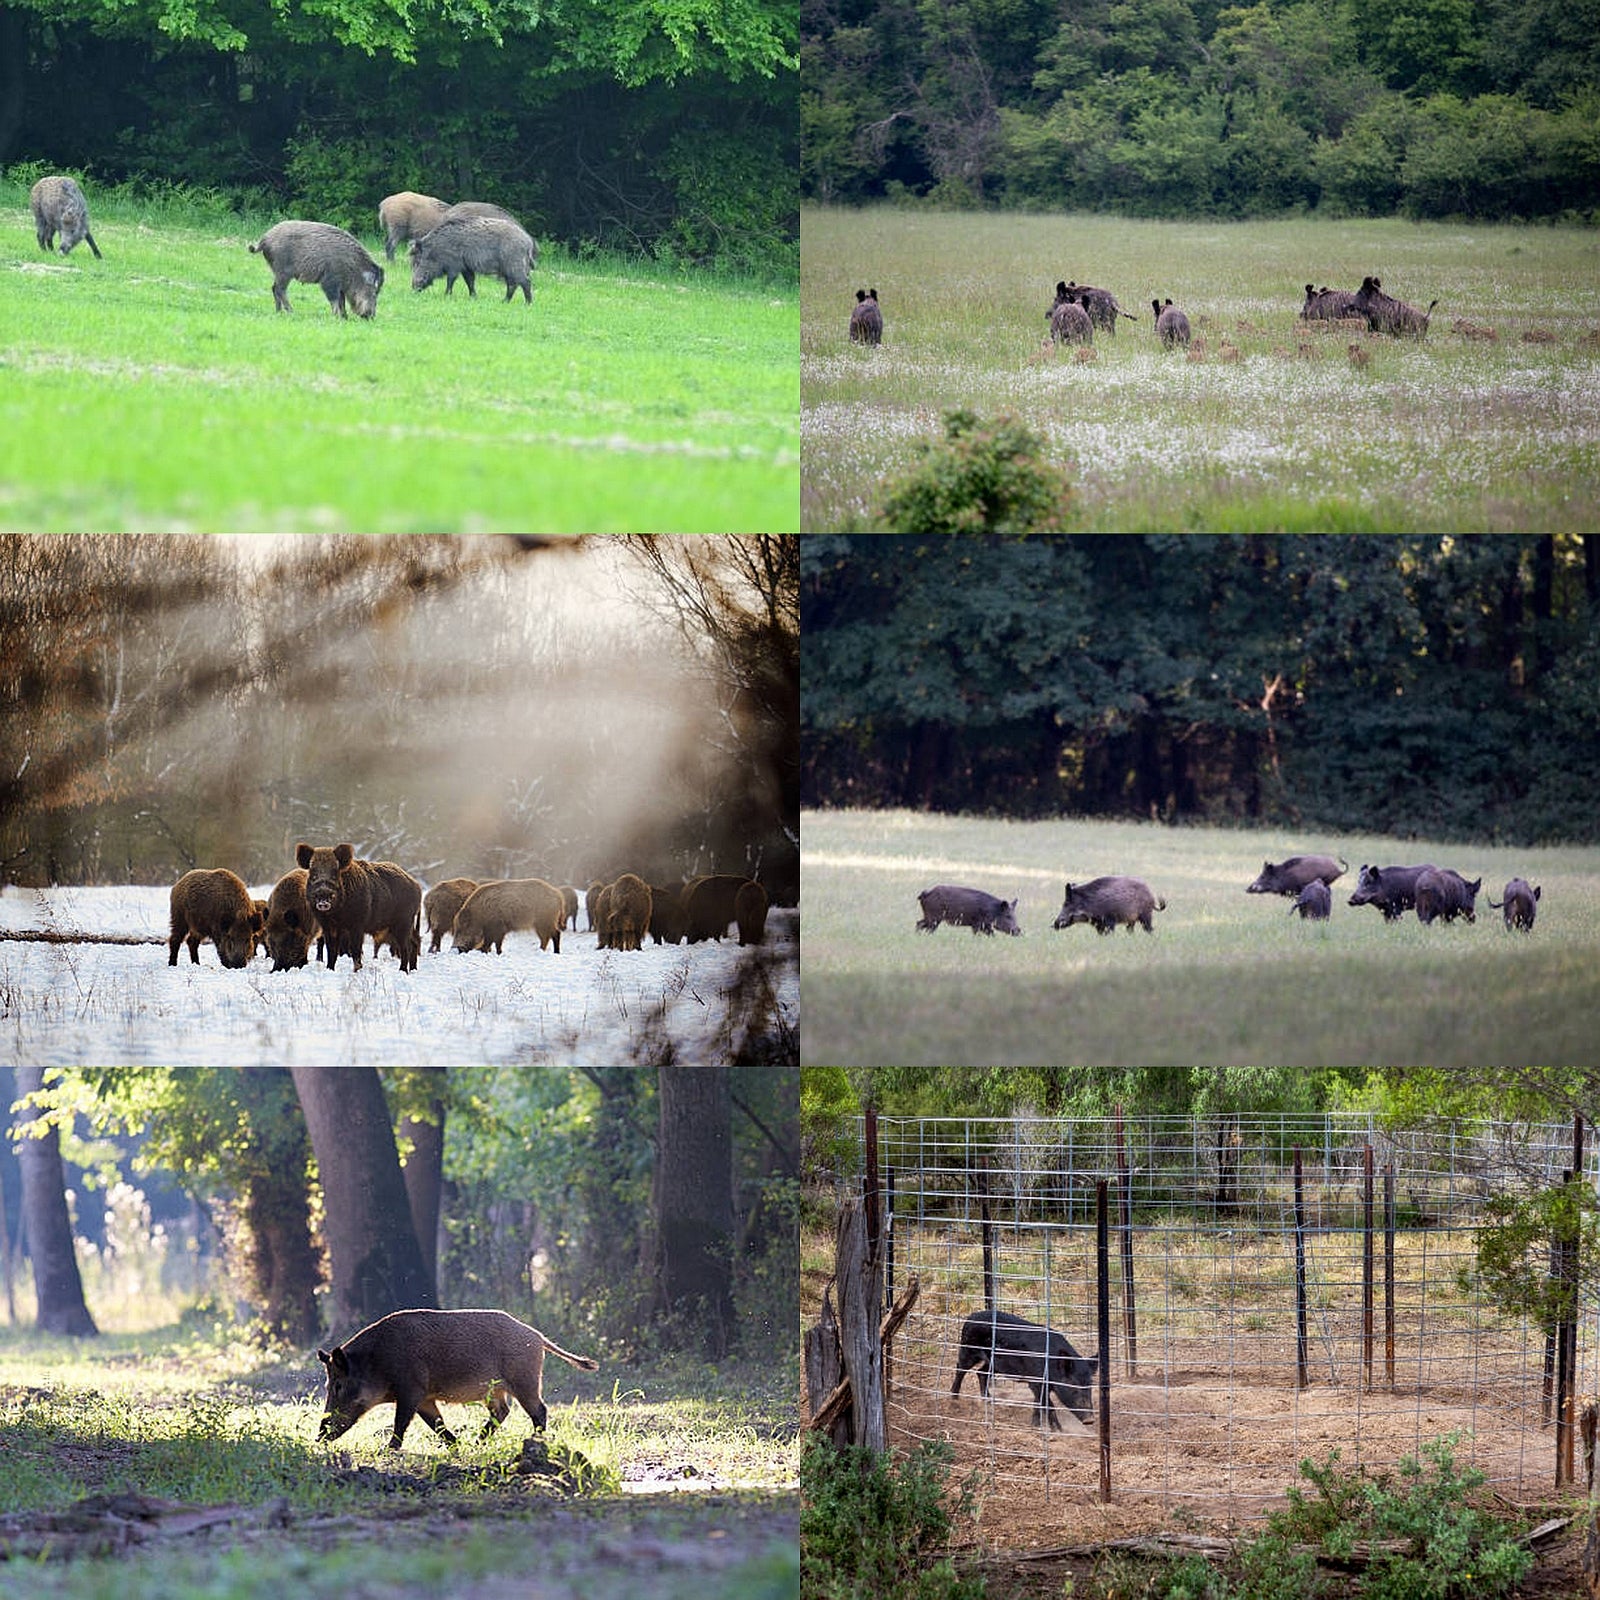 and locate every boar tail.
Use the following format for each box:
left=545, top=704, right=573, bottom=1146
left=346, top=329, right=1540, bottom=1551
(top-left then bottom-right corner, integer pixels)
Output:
left=1337, top=856, right=1349, bottom=873
left=540, top=1334, right=599, bottom=1371
left=1155, top=896, right=1167, bottom=912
